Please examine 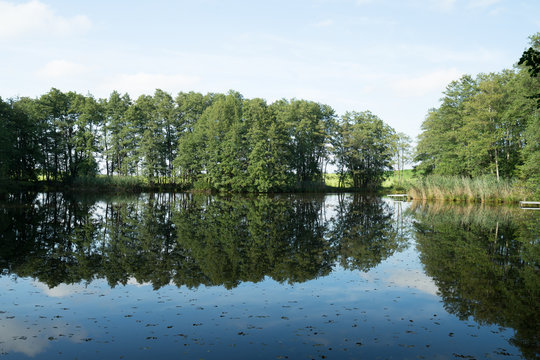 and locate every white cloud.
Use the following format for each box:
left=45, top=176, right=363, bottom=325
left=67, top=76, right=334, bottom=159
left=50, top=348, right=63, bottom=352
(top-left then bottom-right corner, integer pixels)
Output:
left=0, top=319, right=48, bottom=356
left=467, top=0, right=502, bottom=8
left=127, top=277, right=151, bottom=287
left=433, top=0, right=457, bottom=11
left=348, top=15, right=398, bottom=27
left=33, top=281, right=84, bottom=297
left=387, top=270, right=439, bottom=296
left=391, top=68, right=463, bottom=97
left=37, top=60, right=89, bottom=78
left=100, top=72, right=200, bottom=97
left=355, top=0, right=373, bottom=5
left=313, top=19, right=334, bottom=28
left=0, top=317, right=90, bottom=357
left=0, top=0, right=90, bottom=40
